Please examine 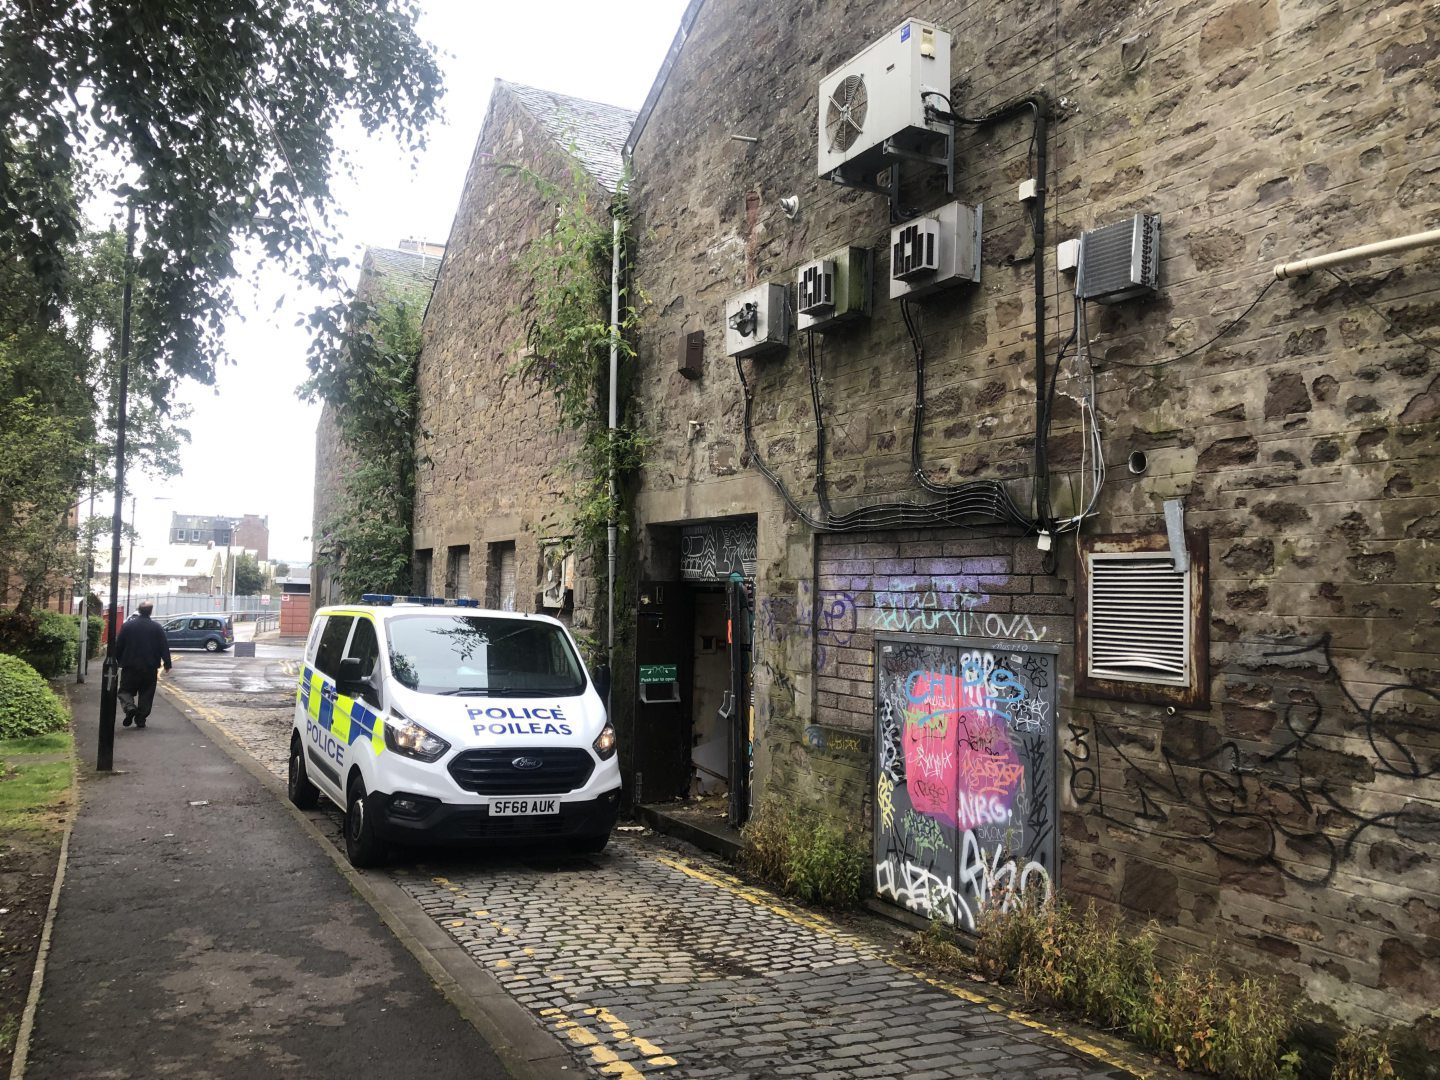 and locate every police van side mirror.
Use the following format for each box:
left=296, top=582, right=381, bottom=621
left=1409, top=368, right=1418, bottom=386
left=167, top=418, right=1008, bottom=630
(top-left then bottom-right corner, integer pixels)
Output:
left=592, top=663, right=612, bottom=700
left=336, top=657, right=365, bottom=694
